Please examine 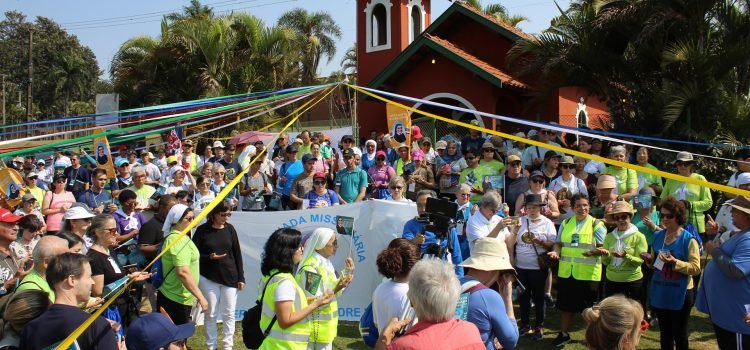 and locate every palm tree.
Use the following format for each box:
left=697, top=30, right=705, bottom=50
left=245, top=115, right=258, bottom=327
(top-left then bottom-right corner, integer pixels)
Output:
left=52, top=52, right=92, bottom=116
left=340, top=44, right=357, bottom=75
left=278, top=8, right=342, bottom=85
left=464, top=0, right=528, bottom=27
left=166, top=0, right=213, bottom=22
